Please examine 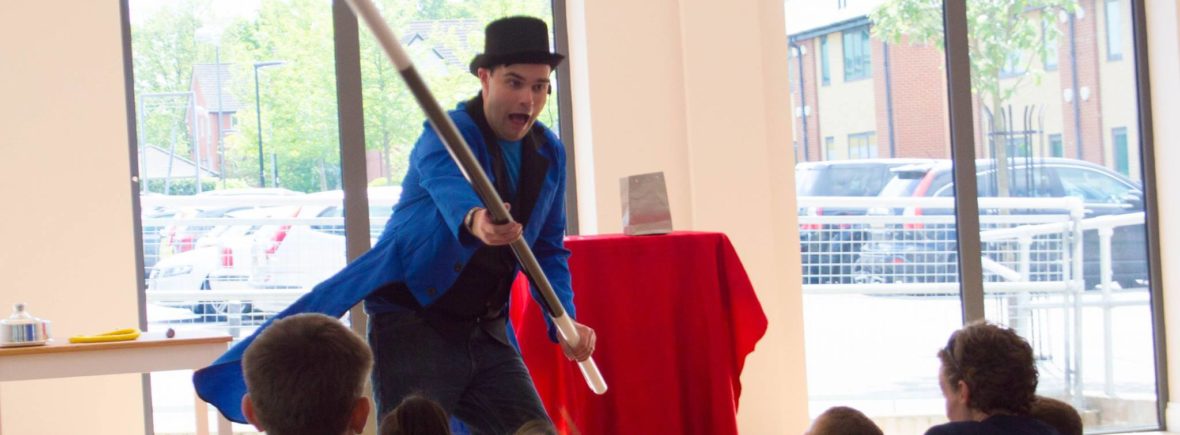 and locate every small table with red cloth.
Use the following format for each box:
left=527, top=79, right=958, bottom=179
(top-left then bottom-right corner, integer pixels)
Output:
left=509, top=231, right=768, bottom=435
